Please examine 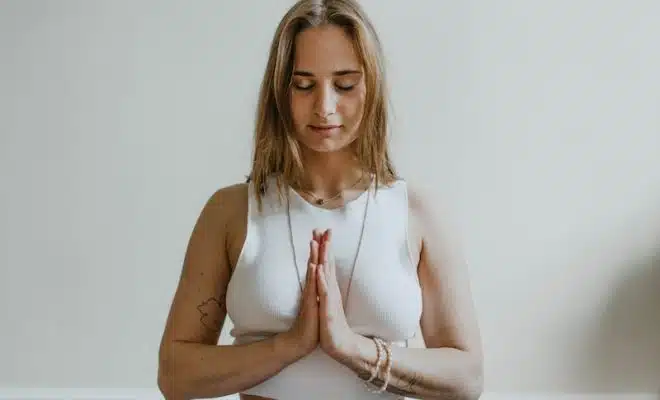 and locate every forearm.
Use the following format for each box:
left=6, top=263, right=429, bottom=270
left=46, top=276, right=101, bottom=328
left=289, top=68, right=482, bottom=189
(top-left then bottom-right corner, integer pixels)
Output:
left=342, top=334, right=483, bottom=400
left=158, top=333, right=302, bottom=399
